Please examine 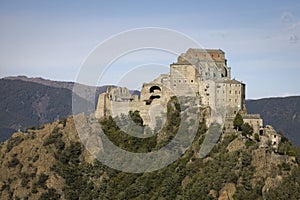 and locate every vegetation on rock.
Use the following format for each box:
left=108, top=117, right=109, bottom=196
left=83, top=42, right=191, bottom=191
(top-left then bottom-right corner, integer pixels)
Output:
left=0, top=103, right=300, bottom=199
